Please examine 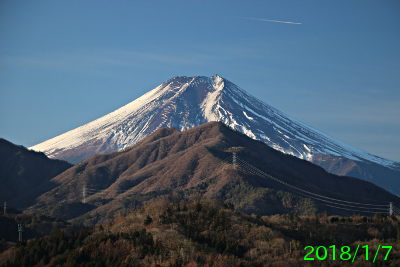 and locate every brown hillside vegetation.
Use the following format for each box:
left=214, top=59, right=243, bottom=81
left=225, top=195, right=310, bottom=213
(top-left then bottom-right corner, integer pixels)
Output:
left=24, top=122, right=400, bottom=225
left=2, top=198, right=400, bottom=266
